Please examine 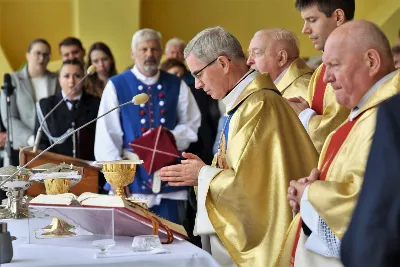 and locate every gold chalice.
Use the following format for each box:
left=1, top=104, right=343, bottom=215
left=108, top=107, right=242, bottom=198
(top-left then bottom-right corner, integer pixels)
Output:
left=97, top=160, right=143, bottom=198
left=31, top=163, right=83, bottom=236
